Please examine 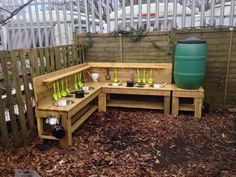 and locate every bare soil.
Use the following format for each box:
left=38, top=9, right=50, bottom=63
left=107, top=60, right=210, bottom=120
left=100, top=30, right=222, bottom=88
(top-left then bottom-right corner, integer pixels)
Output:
left=0, top=107, right=235, bottom=177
